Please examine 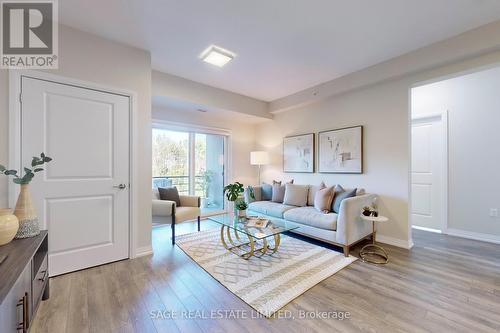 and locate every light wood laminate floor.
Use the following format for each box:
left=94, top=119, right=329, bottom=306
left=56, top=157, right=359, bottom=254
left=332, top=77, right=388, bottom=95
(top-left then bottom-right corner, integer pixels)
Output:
left=31, top=221, right=500, bottom=333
